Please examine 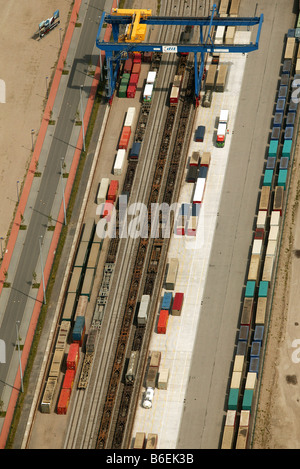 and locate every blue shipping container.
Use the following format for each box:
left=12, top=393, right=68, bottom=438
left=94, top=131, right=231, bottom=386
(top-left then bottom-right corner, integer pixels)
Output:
left=72, top=316, right=85, bottom=341
left=254, top=325, right=264, bottom=342
left=130, top=142, right=141, bottom=158
left=268, top=140, right=278, bottom=157
left=273, top=113, right=283, bottom=128
left=258, top=281, right=269, bottom=297
left=199, top=166, right=208, bottom=179
left=282, top=139, right=292, bottom=157
left=284, top=126, right=294, bottom=140
left=249, top=356, right=260, bottom=375
left=286, top=112, right=295, bottom=127
left=271, top=127, right=280, bottom=140
left=245, top=281, right=256, bottom=298
left=276, top=98, right=286, bottom=113
left=195, top=125, right=206, bottom=142
left=279, top=157, right=289, bottom=170
left=250, top=341, right=261, bottom=358
left=278, top=169, right=288, bottom=189
left=162, top=292, right=173, bottom=311
left=263, top=169, right=273, bottom=187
